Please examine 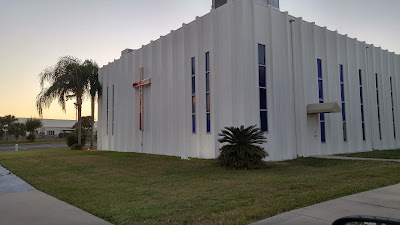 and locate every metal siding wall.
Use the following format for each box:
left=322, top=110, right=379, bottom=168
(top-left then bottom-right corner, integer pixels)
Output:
left=97, top=0, right=400, bottom=161
left=254, top=2, right=400, bottom=160
left=325, top=30, right=340, bottom=154
left=394, top=55, right=400, bottom=147
left=97, top=69, right=103, bottom=150
left=290, top=15, right=306, bottom=159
